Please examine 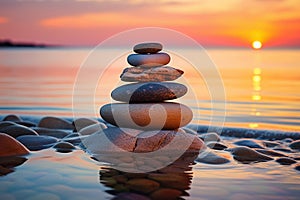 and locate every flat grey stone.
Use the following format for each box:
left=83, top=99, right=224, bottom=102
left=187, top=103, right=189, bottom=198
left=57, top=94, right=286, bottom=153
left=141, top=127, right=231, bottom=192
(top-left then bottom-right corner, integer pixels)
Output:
left=111, top=82, right=187, bottom=103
